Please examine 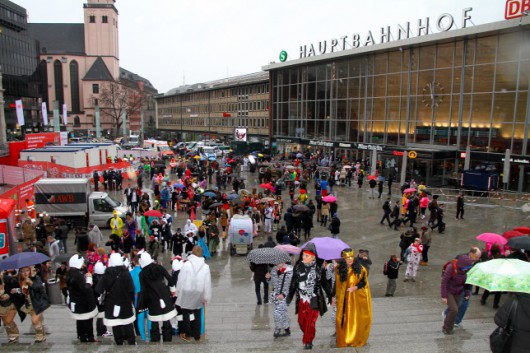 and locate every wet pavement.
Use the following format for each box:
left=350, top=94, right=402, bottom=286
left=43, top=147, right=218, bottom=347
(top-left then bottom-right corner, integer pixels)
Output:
left=5, top=168, right=528, bottom=352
